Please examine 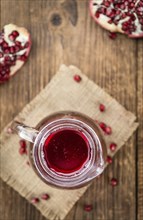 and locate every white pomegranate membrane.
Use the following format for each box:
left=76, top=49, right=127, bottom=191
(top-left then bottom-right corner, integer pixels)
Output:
left=90, top=0, right=143, bottom=38
left=0, top=24, right=31, bottom=83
